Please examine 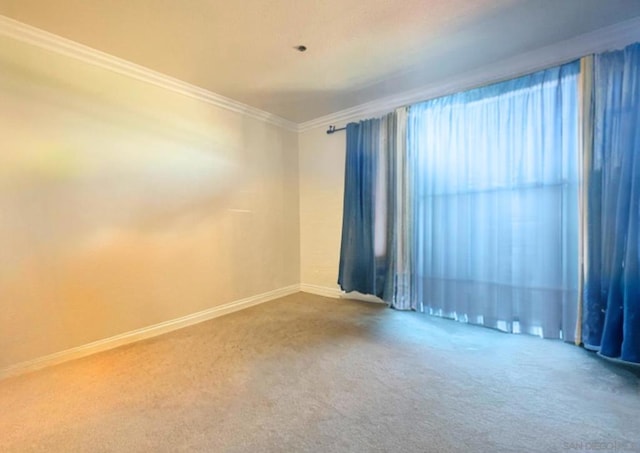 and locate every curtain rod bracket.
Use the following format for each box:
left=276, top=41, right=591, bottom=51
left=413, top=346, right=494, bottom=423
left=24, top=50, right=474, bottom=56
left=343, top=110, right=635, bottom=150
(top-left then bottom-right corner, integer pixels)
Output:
left=327, top=125, right=346, bottom=134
